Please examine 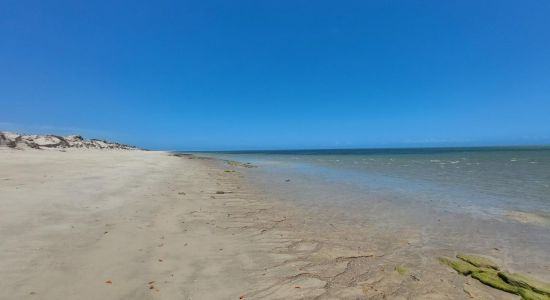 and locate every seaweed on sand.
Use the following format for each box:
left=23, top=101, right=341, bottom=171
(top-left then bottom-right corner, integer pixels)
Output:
left=438, top=253, right=550, bottom=300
